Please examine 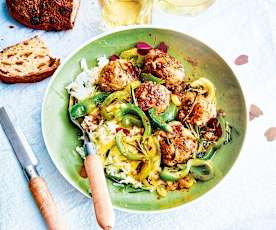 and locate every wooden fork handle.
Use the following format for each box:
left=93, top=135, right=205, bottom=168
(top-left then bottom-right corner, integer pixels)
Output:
left=29, top=177, right=66, bottom=230
left=85, top=154, right=115, bottom=230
